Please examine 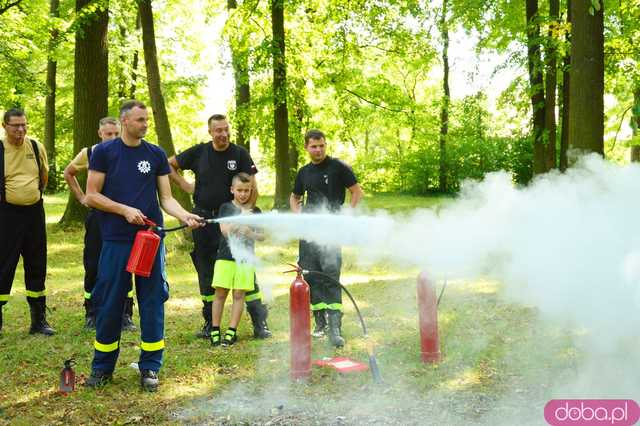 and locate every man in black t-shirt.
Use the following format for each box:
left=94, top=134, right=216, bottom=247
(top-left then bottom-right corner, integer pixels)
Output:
left=290, top=129, right=364, bottom=348
left=168, top=114, right=271, bottom=339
